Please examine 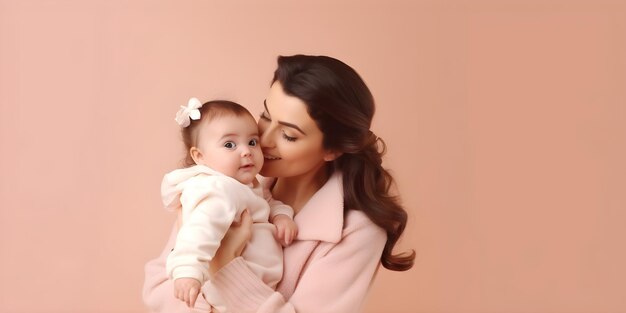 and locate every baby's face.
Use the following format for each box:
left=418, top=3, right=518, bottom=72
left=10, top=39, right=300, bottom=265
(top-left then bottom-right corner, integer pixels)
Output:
left=194, top=114, right=264, bottom=185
